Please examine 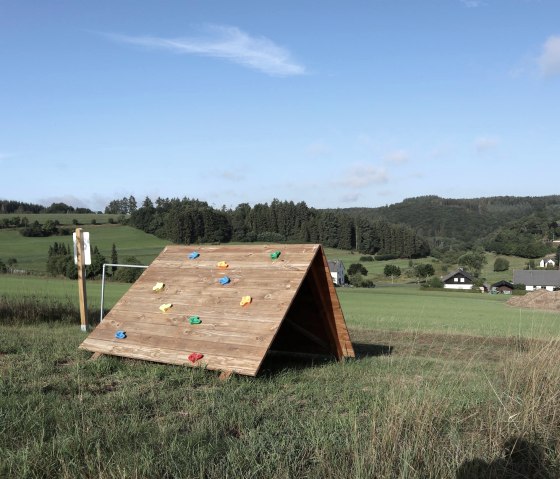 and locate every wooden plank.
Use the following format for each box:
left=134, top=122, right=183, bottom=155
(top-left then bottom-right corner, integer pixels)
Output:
left=84, top=327, right=268, bottom=361
left=90, top=317, right=278, bottom=347
left=318, top=247, right=355, bottom=357
left=80, top=338, right=260, bottom=376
